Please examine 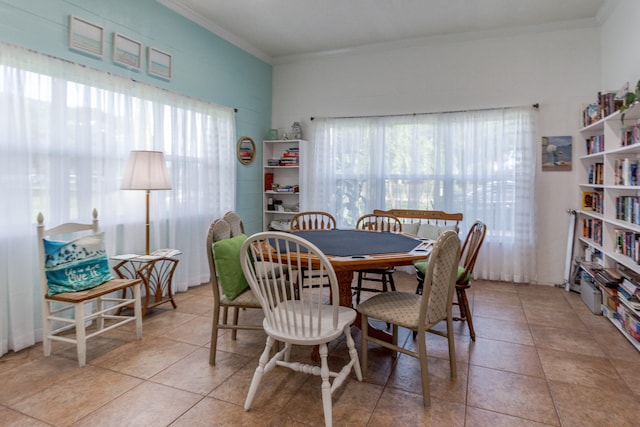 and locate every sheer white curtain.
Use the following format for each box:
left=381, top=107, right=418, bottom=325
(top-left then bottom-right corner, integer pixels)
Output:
left=303, top=107, right=537, bottom=284
left=0, top=42, right=236, bottom=356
